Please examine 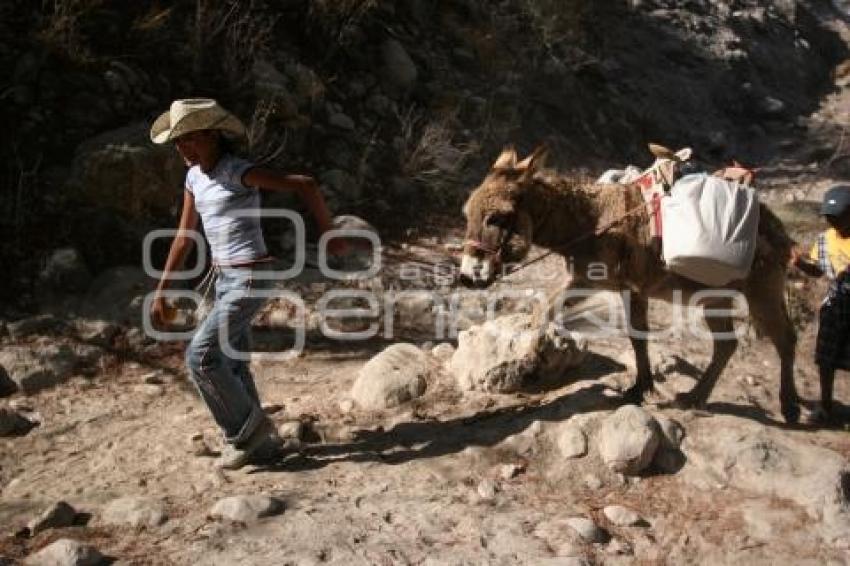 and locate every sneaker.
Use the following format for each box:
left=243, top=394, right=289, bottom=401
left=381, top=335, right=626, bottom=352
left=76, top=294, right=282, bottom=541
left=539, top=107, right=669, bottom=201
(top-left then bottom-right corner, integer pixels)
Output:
left=217, top=418, right=282, bottom=470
